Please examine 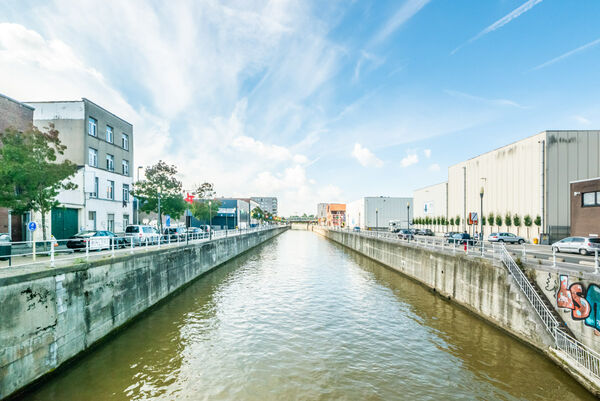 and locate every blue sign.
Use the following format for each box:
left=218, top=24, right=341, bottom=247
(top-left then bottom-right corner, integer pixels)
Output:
left=28, top=221, right=37, bottom=231
left=165, top=215, right=171, bottom=227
